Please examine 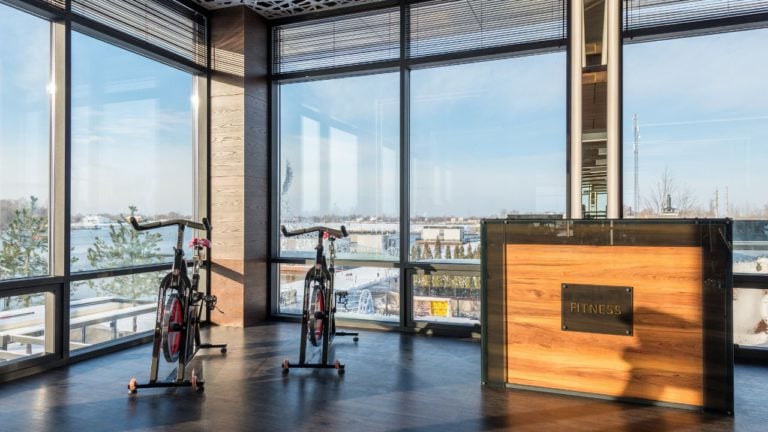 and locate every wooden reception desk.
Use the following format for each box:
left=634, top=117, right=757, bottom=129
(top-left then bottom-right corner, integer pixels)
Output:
left=481, top=219, right=733, bottom=414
